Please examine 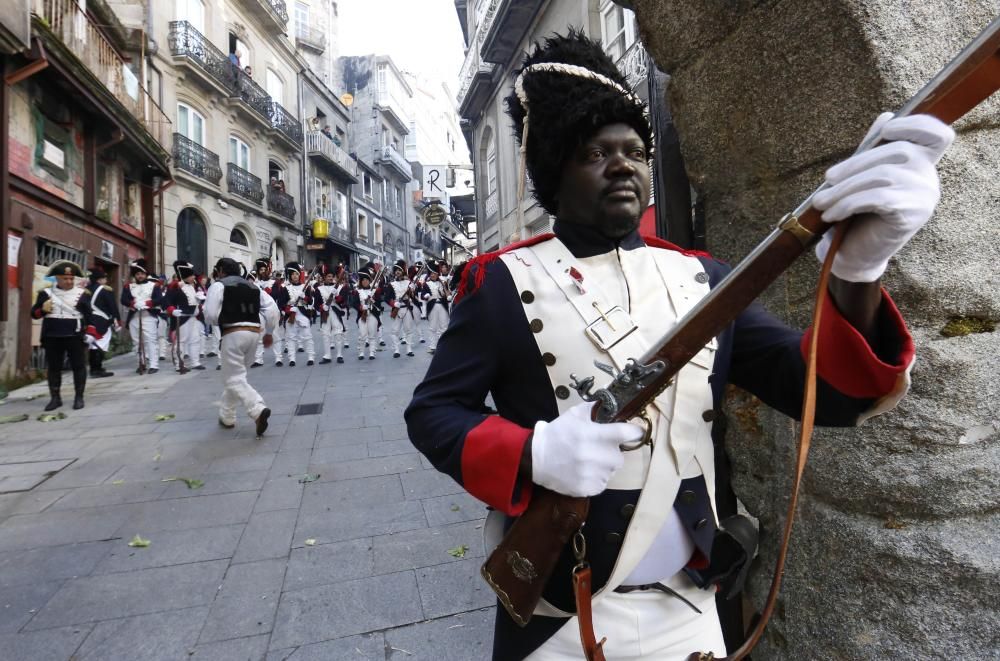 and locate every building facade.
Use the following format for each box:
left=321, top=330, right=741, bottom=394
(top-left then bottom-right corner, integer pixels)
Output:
left=1, top=0, right=172, bottom=375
